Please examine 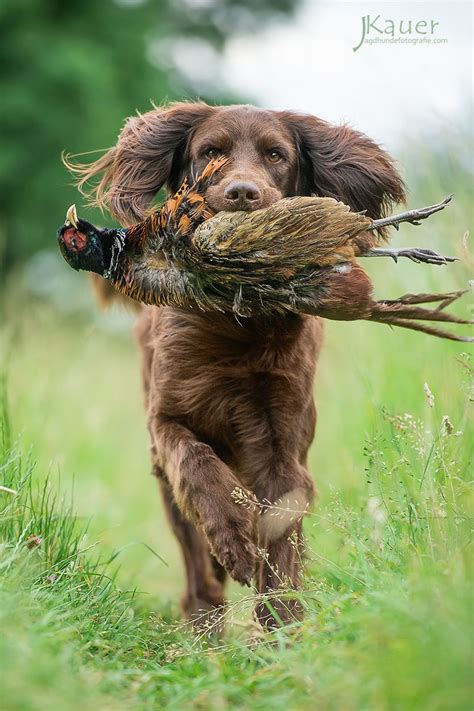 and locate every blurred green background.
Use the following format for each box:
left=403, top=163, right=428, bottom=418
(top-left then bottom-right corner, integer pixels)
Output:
left=0, top=2, right=472, bottom=709
left=0, top=0, right=297, bottom=272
